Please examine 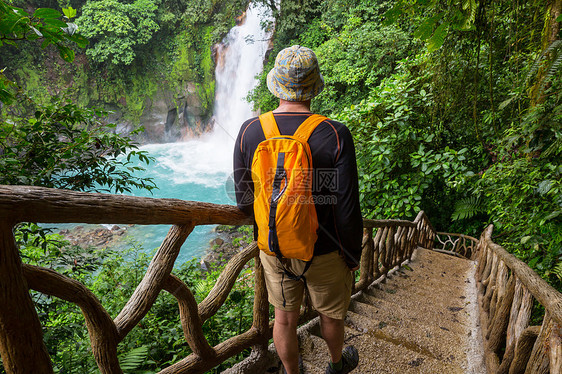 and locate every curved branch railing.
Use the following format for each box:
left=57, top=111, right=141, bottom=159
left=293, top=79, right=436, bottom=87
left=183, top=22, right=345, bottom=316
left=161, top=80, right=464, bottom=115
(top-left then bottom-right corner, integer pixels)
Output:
left=475, top=225, right=562, bottom=373
left=434, top=232, right=479, bottom=259
left=0, top=185, right=436, bottom=374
